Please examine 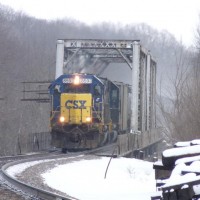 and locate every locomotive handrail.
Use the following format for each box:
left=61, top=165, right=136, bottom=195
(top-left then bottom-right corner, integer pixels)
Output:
left=50, top=106, right=61, bottom=121
left=92, top=104, right=103, bottom=122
